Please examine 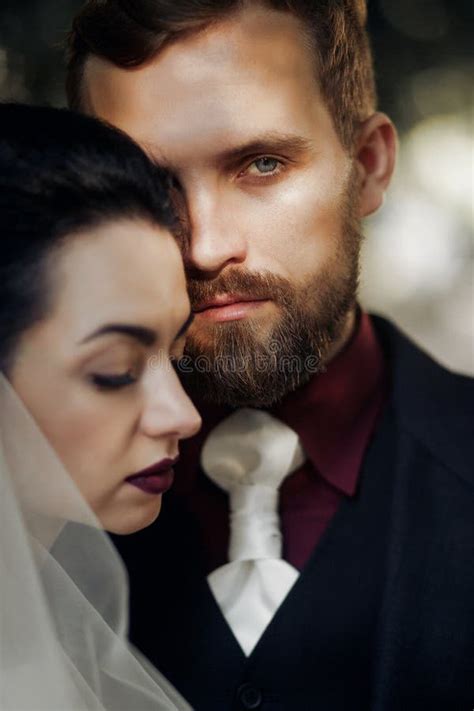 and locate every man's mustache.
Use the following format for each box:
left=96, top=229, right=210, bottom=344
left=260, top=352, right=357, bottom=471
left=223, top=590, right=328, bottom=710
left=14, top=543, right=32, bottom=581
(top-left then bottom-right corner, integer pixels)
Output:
left=187, top=269, right=294, bottom=310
